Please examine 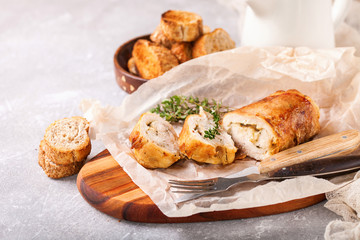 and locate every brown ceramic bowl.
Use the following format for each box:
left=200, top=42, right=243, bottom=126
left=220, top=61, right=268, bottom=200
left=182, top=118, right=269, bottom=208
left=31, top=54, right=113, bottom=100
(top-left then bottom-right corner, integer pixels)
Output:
left=113, top=34, right=150, bottom=94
